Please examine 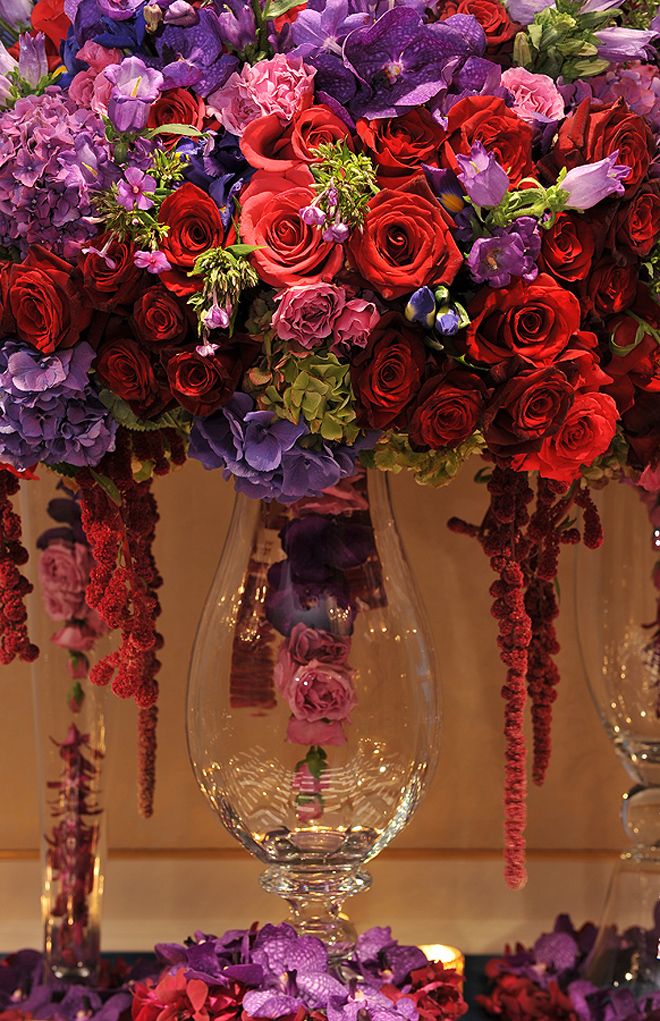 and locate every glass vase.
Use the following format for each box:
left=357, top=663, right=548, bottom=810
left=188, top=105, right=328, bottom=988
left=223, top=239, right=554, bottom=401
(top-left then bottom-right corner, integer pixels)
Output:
left=24, top=480, right=108, bottom=983
left=187, top=469, right=439, bottom=950
left=576, top=478, right=660, bottom=991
